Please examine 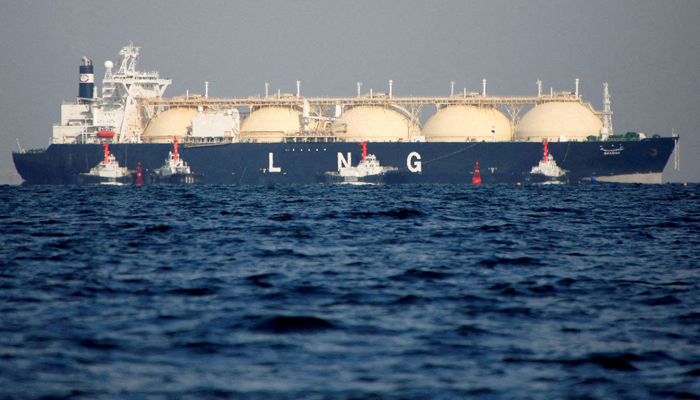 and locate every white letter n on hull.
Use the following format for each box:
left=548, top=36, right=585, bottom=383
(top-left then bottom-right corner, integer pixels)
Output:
left=337, top=152, right=351, bottom=171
